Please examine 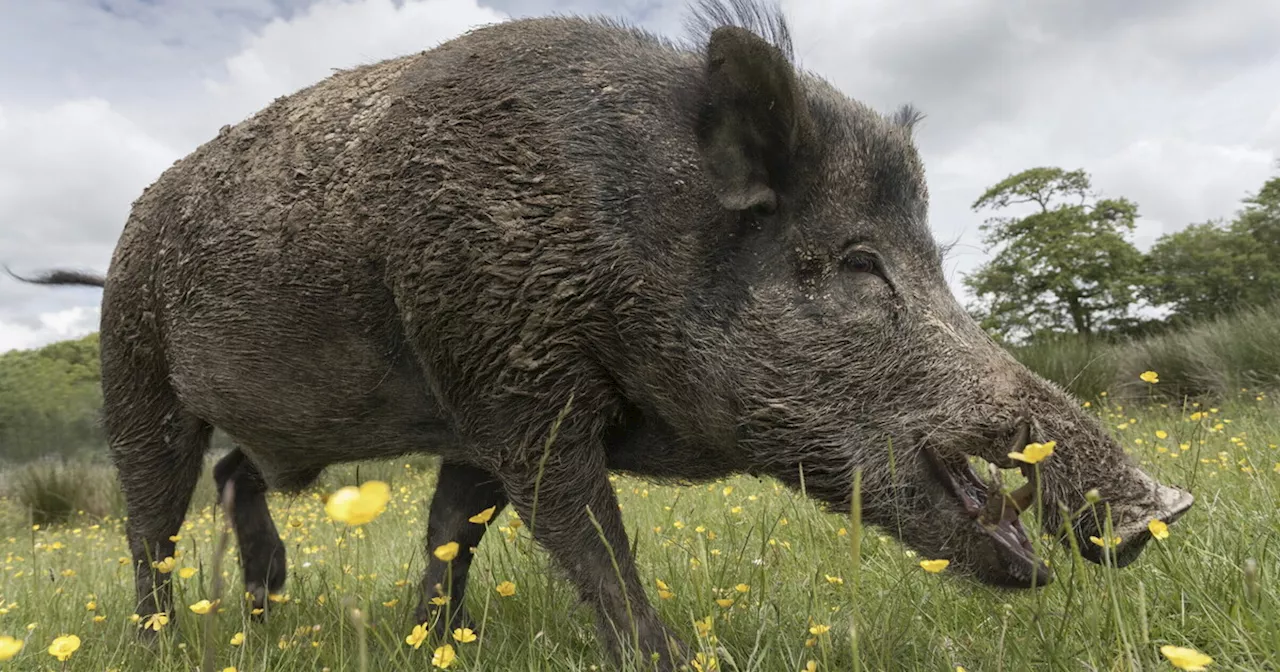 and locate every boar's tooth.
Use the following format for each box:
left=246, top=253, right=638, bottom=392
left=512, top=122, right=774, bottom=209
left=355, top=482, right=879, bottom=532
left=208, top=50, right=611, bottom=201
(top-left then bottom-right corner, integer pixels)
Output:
left=1009, top=420, right=1031, bottom=453
left=1009, top=481, right=1036, bottom=511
